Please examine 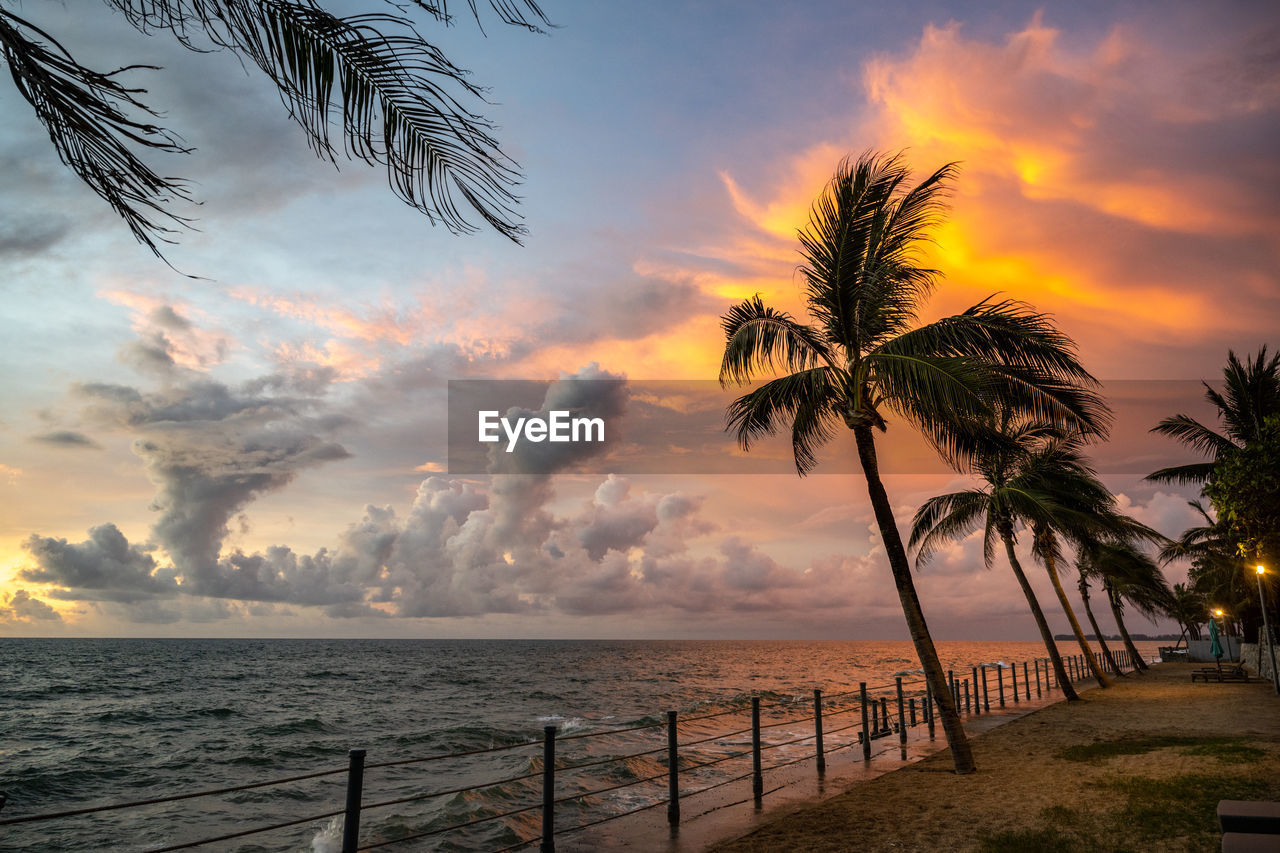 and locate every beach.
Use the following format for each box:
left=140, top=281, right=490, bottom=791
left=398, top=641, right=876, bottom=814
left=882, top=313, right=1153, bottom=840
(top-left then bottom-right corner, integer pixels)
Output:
left=706, top=663, right=1280, bottom=852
